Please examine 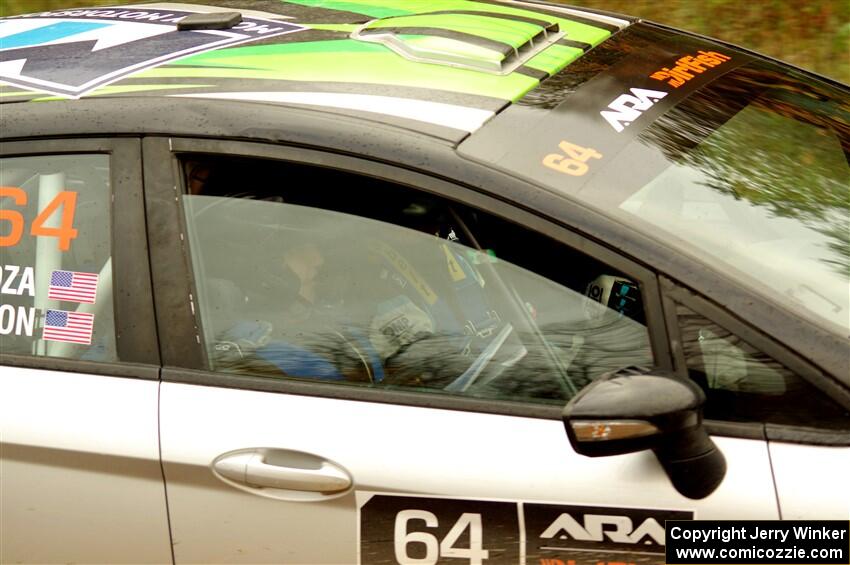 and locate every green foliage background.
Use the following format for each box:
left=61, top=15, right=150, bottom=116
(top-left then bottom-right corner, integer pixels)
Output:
left=1, top=0, right=848, bottom=84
